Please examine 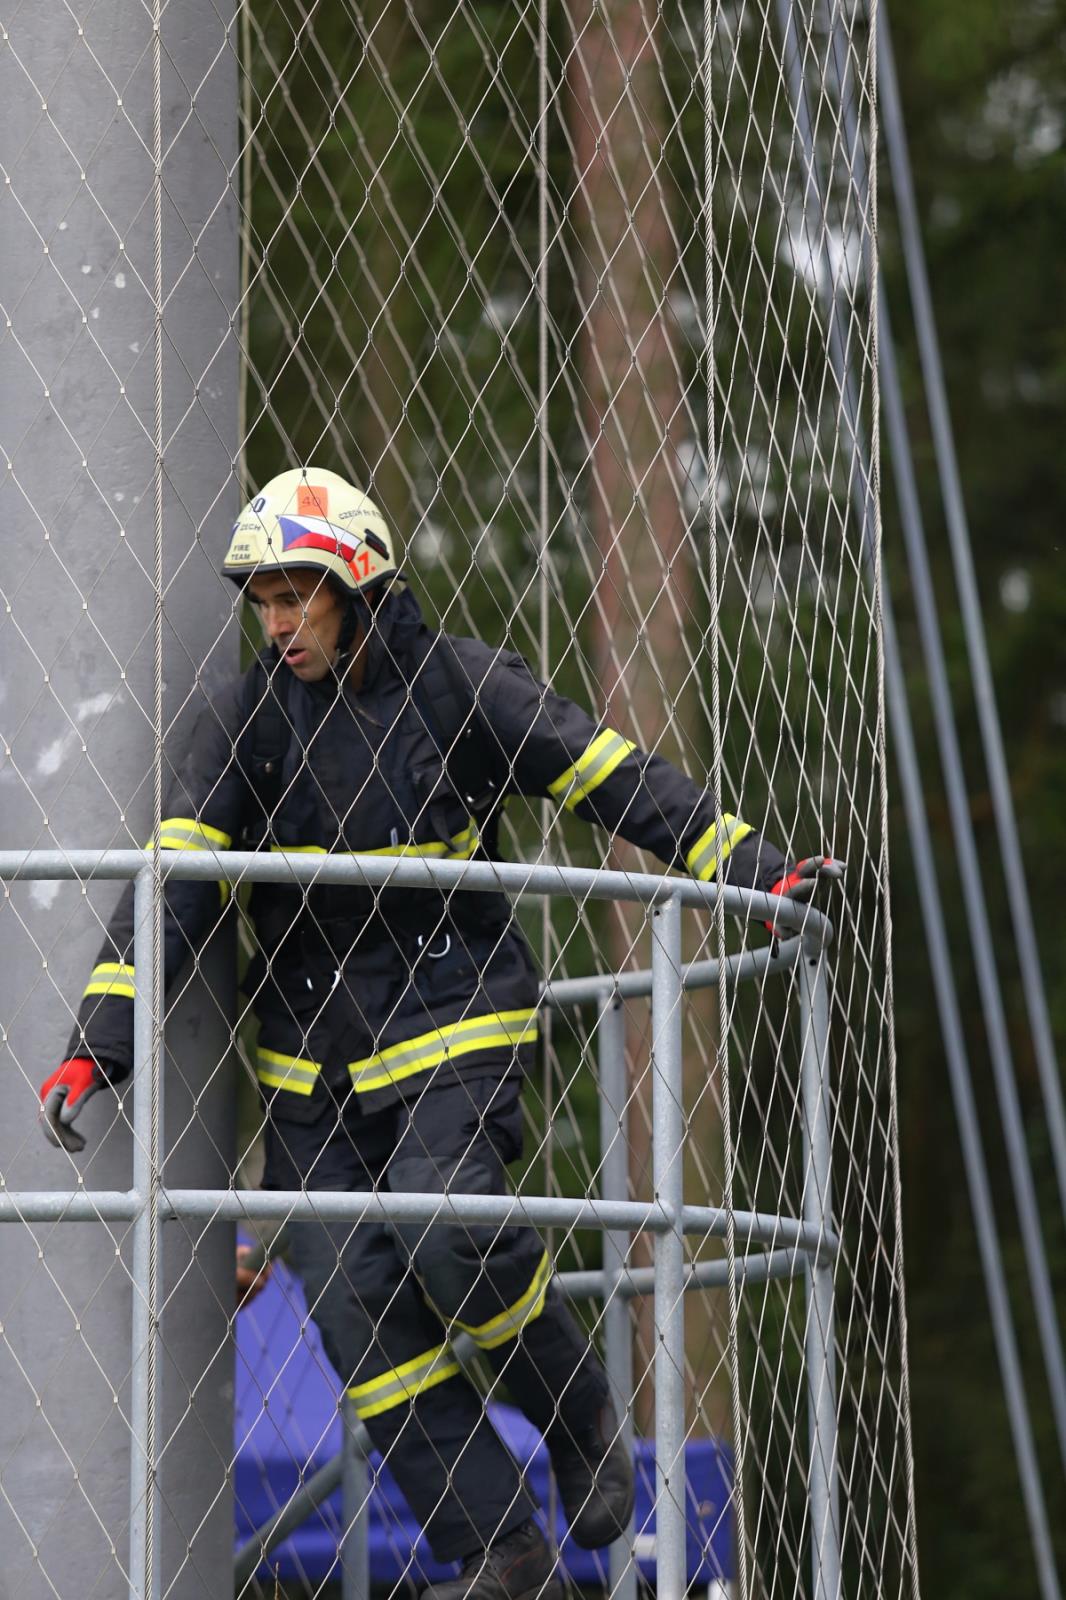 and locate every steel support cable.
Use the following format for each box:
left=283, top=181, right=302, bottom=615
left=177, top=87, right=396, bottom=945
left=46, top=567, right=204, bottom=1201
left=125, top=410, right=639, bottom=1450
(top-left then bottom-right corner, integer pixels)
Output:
left=238, top=0, right=253, bottom=503
left=880, top=280, right=1066, bottom=1557
left=823, top=9, right=920, bottom=1596
left=877, top=10, right=1066, bottom=1229
left=774, top=8, right=851, bottom=1595
left=877, top=590, right=1063, bottom=1600
left=702, top=7, right=750, bottom=1597
left=802, top=6, right=1062, bottom=1594
left=537, top=0, right=551, bottom=776
left=872, top=15, right=1066, bottom=1479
